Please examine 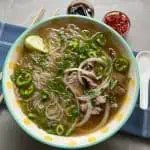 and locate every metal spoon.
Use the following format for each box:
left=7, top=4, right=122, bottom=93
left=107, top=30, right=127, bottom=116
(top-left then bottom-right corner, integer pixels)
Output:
left=136, top=51, right=150, bottom=110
